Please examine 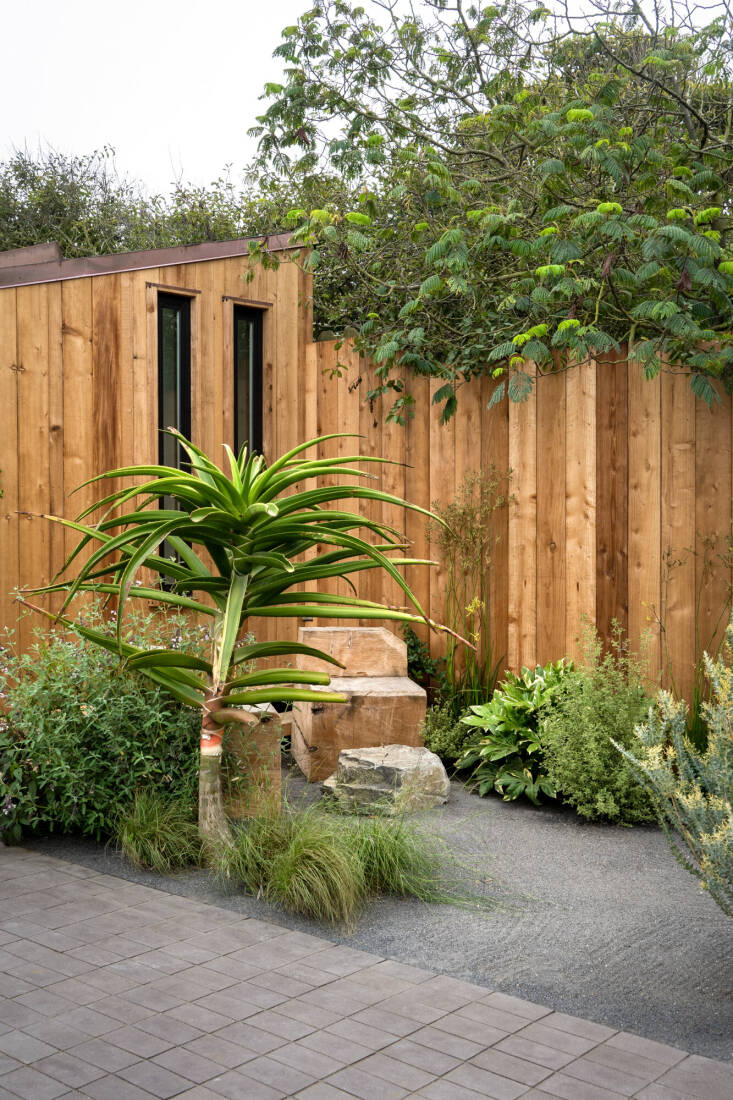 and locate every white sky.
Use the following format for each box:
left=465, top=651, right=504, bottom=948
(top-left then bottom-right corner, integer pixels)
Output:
left=1, top=0, right=311, bottom=194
